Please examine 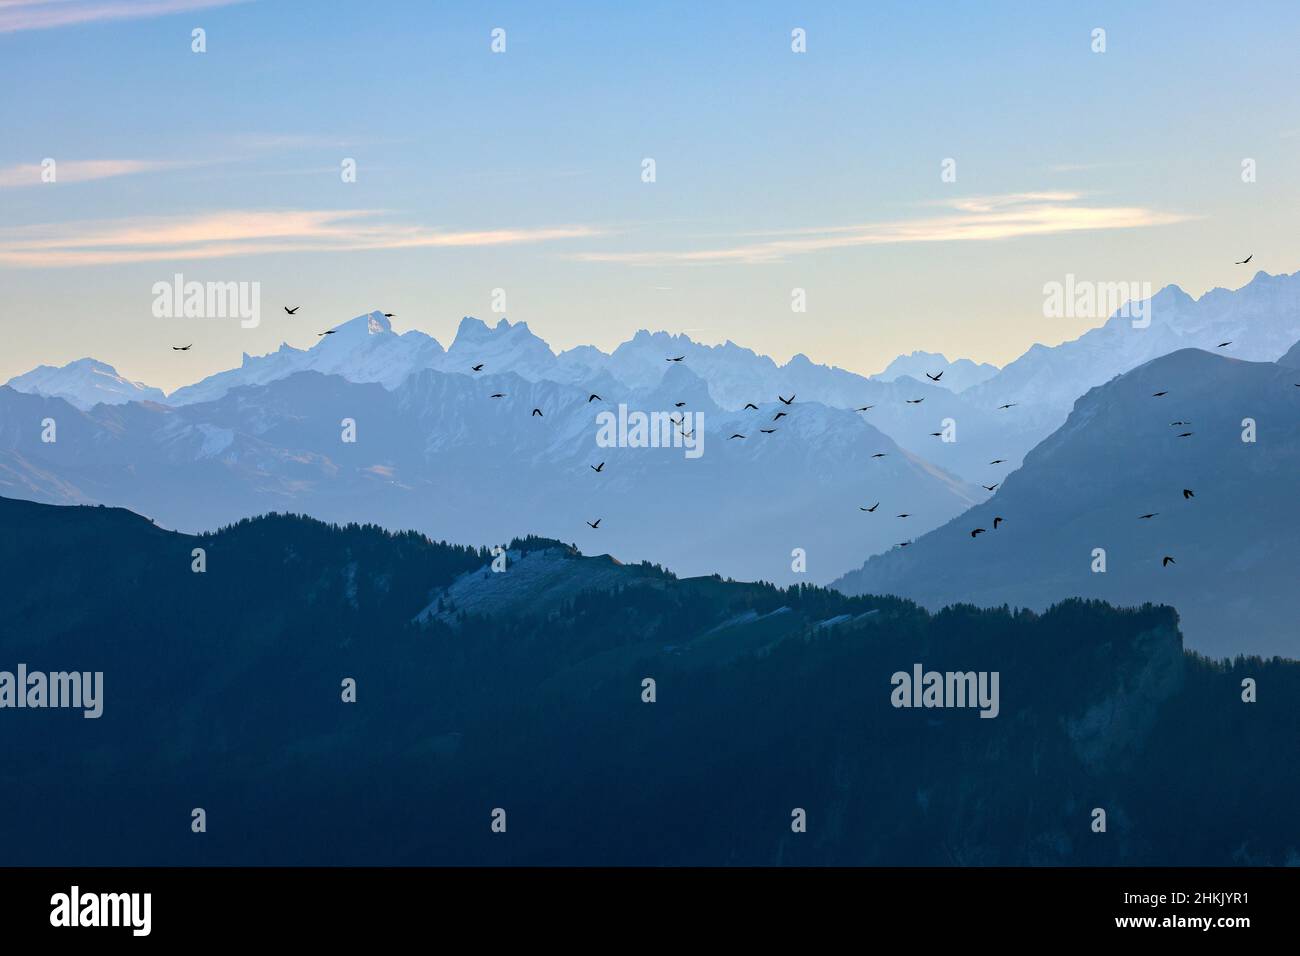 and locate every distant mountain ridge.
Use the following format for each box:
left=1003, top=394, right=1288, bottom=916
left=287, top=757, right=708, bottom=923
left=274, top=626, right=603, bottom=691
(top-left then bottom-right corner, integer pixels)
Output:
left=833, top=344, right=1300, bottom=657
